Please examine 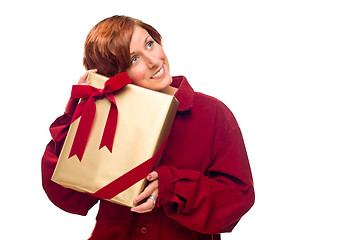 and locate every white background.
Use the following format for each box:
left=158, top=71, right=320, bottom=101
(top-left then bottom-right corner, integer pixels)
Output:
left=1, top=0, right=359, bottom=239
